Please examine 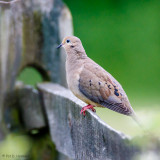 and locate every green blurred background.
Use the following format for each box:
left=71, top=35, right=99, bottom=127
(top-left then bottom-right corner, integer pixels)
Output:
left=18, top=0, right=160, bottom=136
